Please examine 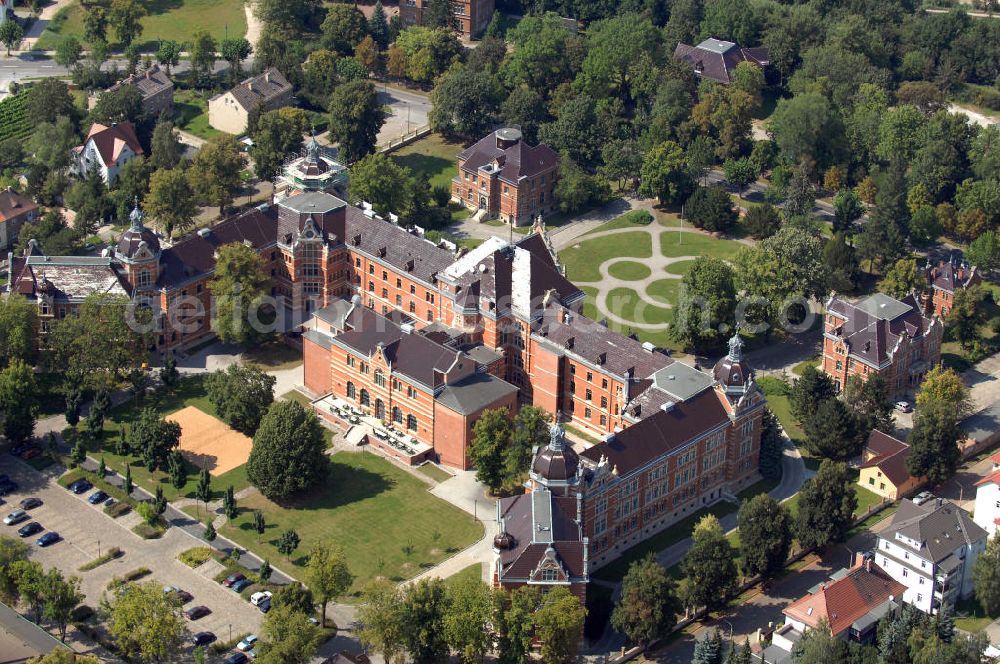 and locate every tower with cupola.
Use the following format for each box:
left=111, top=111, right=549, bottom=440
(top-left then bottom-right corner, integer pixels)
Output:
left=114, top=199, right=161, bottom=292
